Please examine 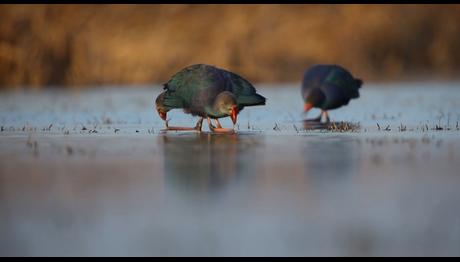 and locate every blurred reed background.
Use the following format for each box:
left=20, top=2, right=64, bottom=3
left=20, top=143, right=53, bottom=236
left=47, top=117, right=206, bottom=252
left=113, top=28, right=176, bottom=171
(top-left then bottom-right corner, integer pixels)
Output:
left=1, top=4, right=460, bottom=89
